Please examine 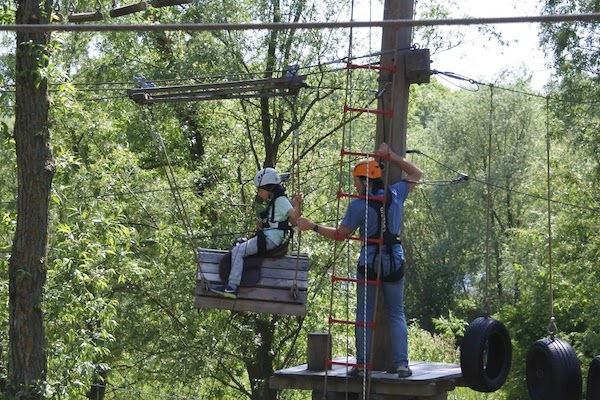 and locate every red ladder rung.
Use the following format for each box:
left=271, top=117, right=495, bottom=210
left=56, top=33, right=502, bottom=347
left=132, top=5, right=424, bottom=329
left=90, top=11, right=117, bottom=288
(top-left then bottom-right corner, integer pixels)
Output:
left=345, top=62, right=397, bottom=73
left=343, top=105, right=393, bottom=117
left=340, top=148, right=391, bottom=160
left=337, top=191, right=387, bottom=203
left=327, top=360, right=373, bottom=370
left=329, top=317, right=376, bottom=329
left=332, top=275, right=381, bottom=286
